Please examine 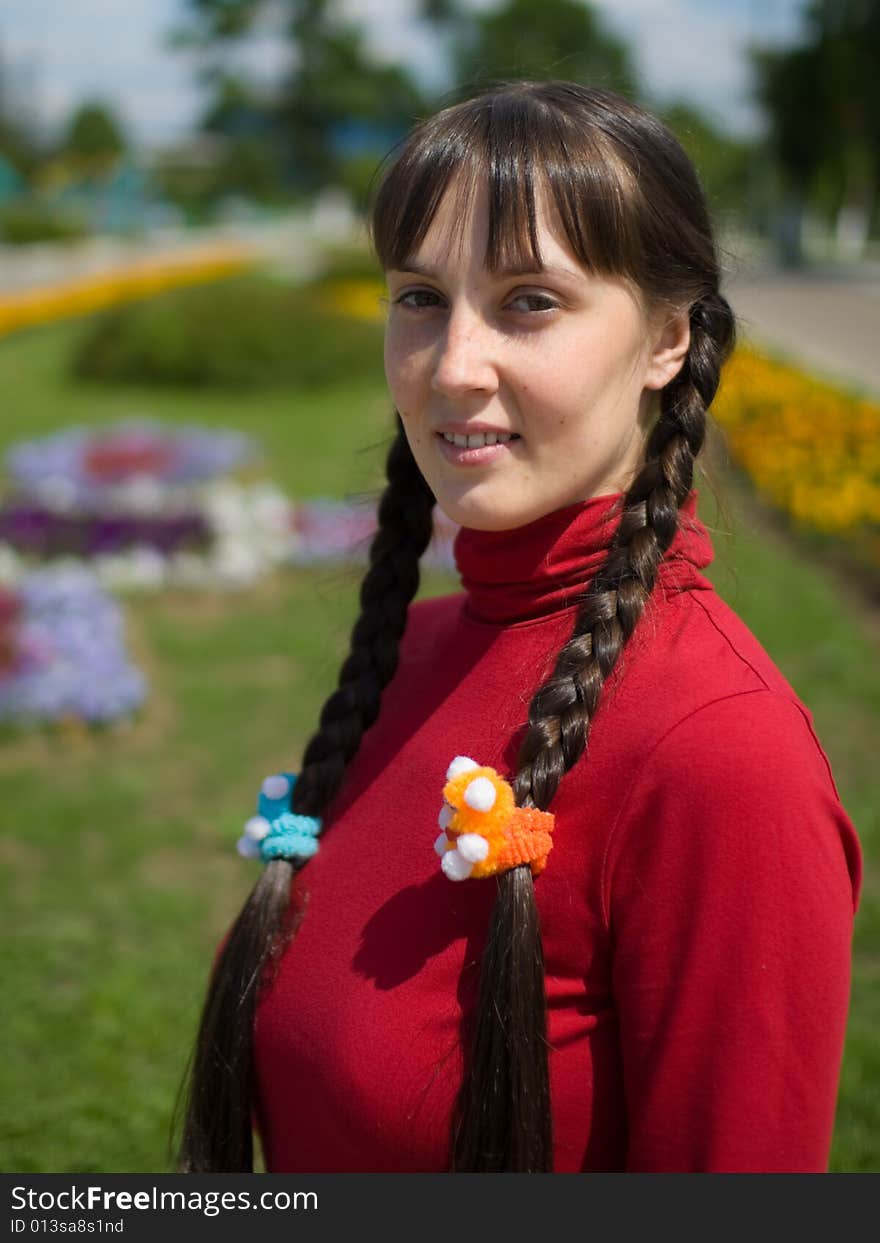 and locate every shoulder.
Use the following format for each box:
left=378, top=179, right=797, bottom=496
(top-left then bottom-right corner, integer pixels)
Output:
left=631, top=687, right=836, bottom=804
left=636, top=583, right=800, bottom=702
left=594, top=585, right=807, bottom=780
left=600, top=688, right=861, bottom=923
